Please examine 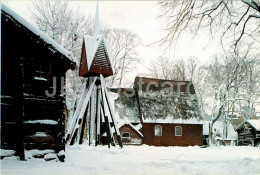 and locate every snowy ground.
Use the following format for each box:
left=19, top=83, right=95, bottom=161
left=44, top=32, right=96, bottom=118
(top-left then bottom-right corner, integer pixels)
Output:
left=1, top=145, right=260, bottom=175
